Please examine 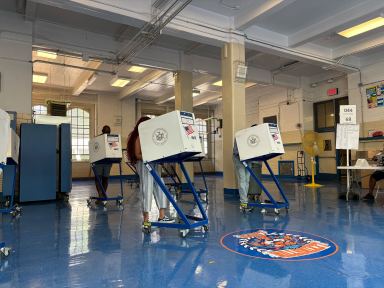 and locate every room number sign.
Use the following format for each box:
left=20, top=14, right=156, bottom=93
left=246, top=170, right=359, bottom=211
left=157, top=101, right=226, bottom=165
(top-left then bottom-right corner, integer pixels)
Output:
left=339, top=105, right=356, bottom=124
